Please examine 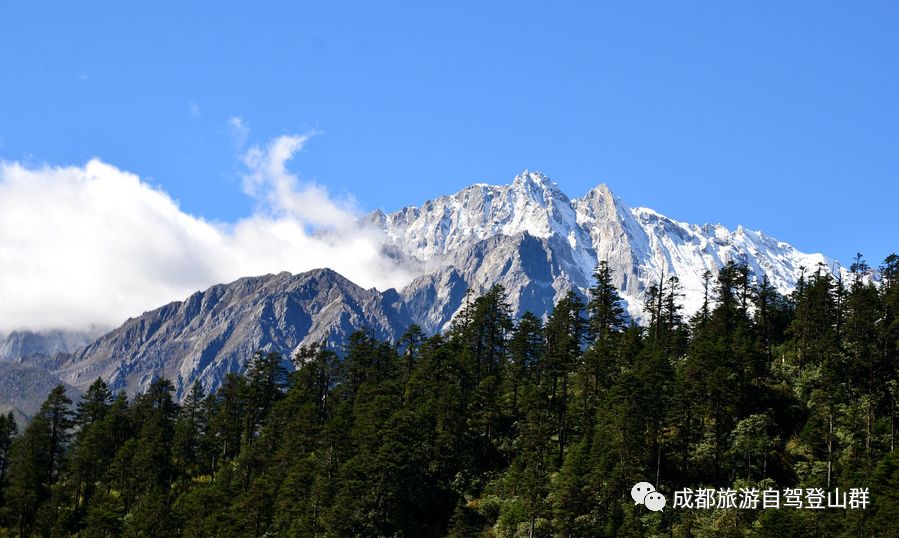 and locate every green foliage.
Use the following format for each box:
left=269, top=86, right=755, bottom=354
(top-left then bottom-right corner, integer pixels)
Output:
left=0, top=411, right=16, bottom=525
left=5, top=385, right=73, bottom=535
left=0, top=254, right=897, bottom=536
